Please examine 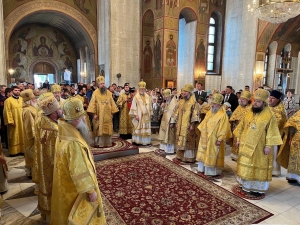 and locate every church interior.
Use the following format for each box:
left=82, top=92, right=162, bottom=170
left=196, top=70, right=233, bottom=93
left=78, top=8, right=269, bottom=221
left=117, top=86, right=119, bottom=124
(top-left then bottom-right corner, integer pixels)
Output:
left=1, top=0, right=300, bottom=224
